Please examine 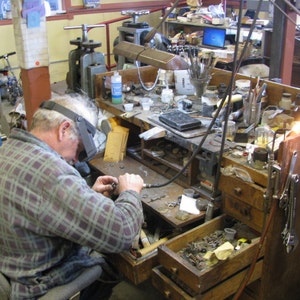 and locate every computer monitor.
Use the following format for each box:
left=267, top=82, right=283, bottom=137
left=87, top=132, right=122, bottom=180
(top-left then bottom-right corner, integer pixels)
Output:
left=202, top=27, right=226, bottom=49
